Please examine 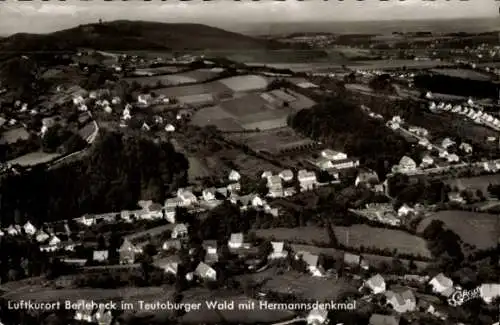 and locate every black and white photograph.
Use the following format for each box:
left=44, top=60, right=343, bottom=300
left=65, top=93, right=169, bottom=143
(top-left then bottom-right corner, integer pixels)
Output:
left=0, top=0, right=499, bottom=324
